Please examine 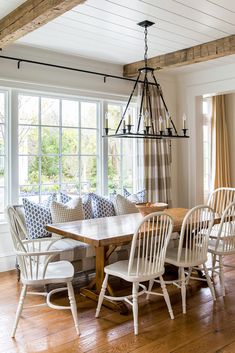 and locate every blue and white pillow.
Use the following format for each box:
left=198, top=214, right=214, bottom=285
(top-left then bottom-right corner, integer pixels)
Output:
left=123, top=188, right=146, bottom=203
left=59, top=192, right=93, bottom=219
left=23, top=198, right=53, bottom=239
left=82, top=193, right=94, bottom=219
left=41, top=193, right=57, bottom=208
left=59, top=192, right=71, bottom=204
left=90, top=193, right=115, bottom=218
